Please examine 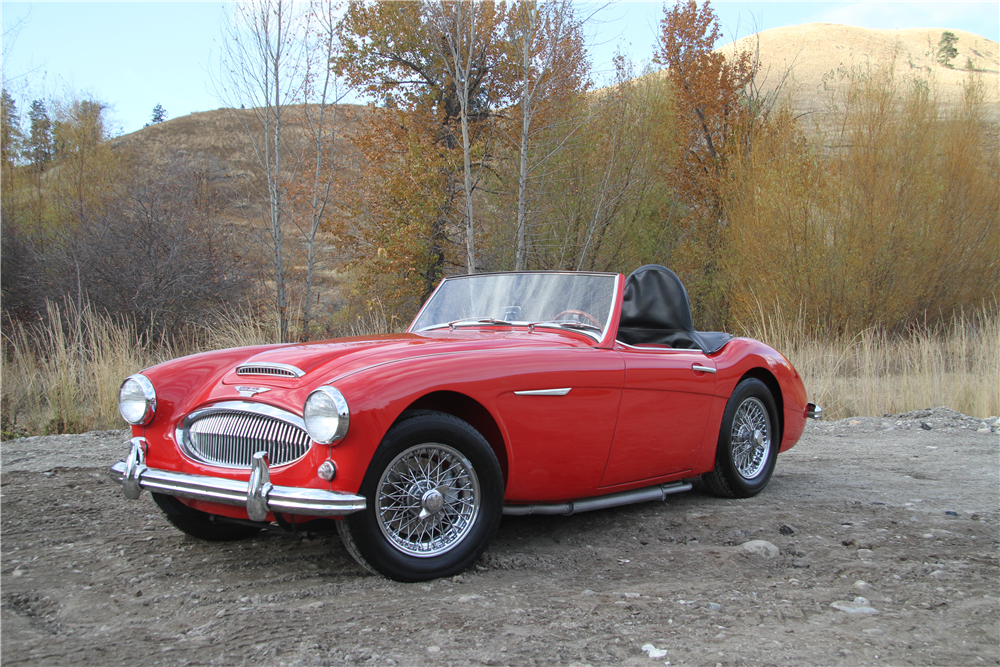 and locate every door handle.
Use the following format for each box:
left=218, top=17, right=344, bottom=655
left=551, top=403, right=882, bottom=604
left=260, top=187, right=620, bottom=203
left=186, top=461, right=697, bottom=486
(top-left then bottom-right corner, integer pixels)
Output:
left=692, top=364, right=716, bottom=374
